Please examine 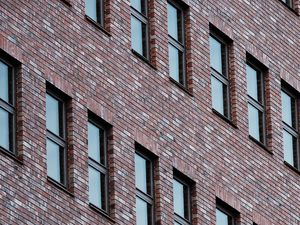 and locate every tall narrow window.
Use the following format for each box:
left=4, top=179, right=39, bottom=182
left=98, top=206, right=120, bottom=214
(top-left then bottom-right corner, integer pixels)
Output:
left=246, top=61, right=265, bottom=144
left=281, top=88, right=299, bottom=168
left=85, top=0, right=104, bottom=27
left=135, top=151, right=154, bottom=225
left=173, top=175, right=191, bottom=225
left=131, top=0, right=149, bottom=59
left=0, top=59, right=15, bottom=154
left=167, top=1, right=186, bottom=86
left=46, top=89, right=67, bottom=186
left=88, top=116, right=108, bottom=212
left=209, top=33, right=230, bottom=118
left=216, top=200, right=239, bottom=225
